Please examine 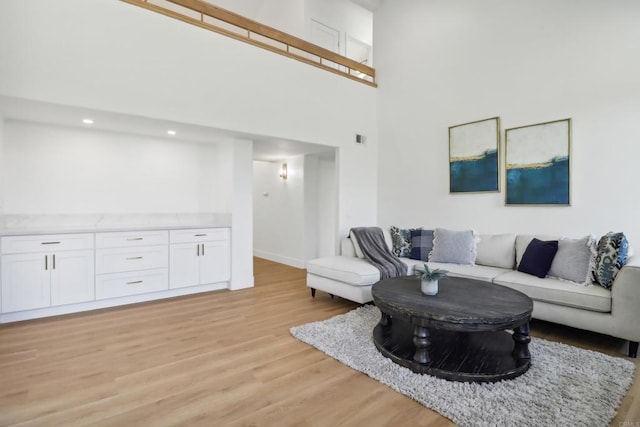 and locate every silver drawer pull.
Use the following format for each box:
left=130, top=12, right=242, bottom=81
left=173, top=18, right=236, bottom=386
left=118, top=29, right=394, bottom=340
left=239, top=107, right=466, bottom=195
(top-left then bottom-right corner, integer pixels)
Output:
left=194, top=234, right=207, bottom=237
left=126, top=256, right=143, bottom=260
left=127, top=237, right=144, bottom=241
left=127, top=280, right=143, bottom=285
left=41, top=241, right=61, bottom=245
